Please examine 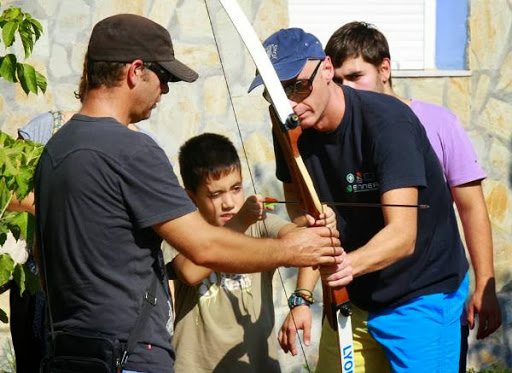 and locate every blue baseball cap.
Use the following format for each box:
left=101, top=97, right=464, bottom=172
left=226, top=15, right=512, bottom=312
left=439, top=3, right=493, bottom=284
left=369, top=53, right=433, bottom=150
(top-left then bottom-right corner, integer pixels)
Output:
left=248, top=28, right=325, bottom=92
